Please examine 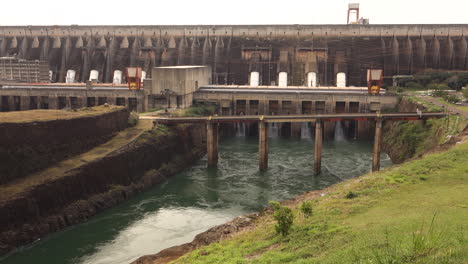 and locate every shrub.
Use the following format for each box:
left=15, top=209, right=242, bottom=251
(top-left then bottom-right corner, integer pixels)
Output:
left=462, top=87, right=468, bottom=99
left=128, top=111, right=139, bottom=127
left=445, top=94, right=461, bottom=104
left=345, top=191, right=358, bottom=199
left=405, top=81, right=424, bottom=90
left=299, top=201, right=313, bottom=218
left=269, top=201, right=294, bottom=236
